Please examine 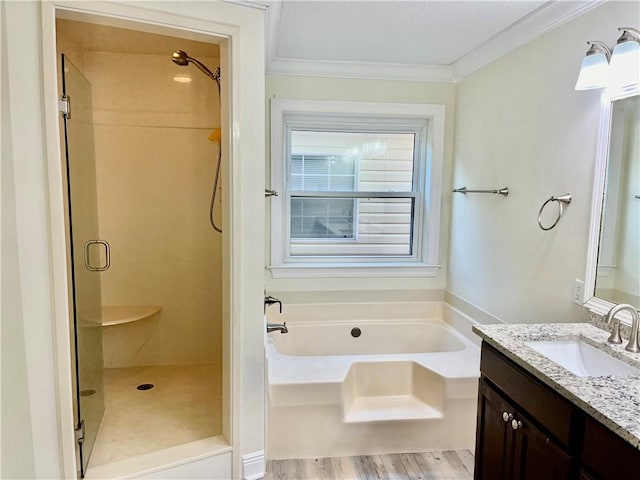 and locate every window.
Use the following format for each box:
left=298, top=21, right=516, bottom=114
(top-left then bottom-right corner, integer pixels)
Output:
left=270, top=99, right=444, bottom=278
left=291, top=153, right=356, bottom=240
